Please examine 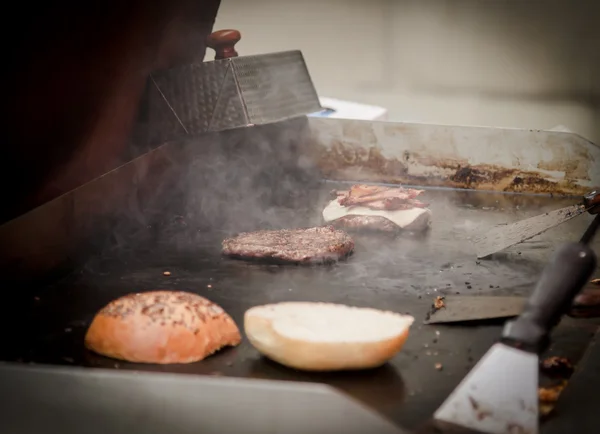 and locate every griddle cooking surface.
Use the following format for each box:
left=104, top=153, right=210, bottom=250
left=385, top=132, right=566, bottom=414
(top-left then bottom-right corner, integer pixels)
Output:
left=9, top=185, right=600, bottom=430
